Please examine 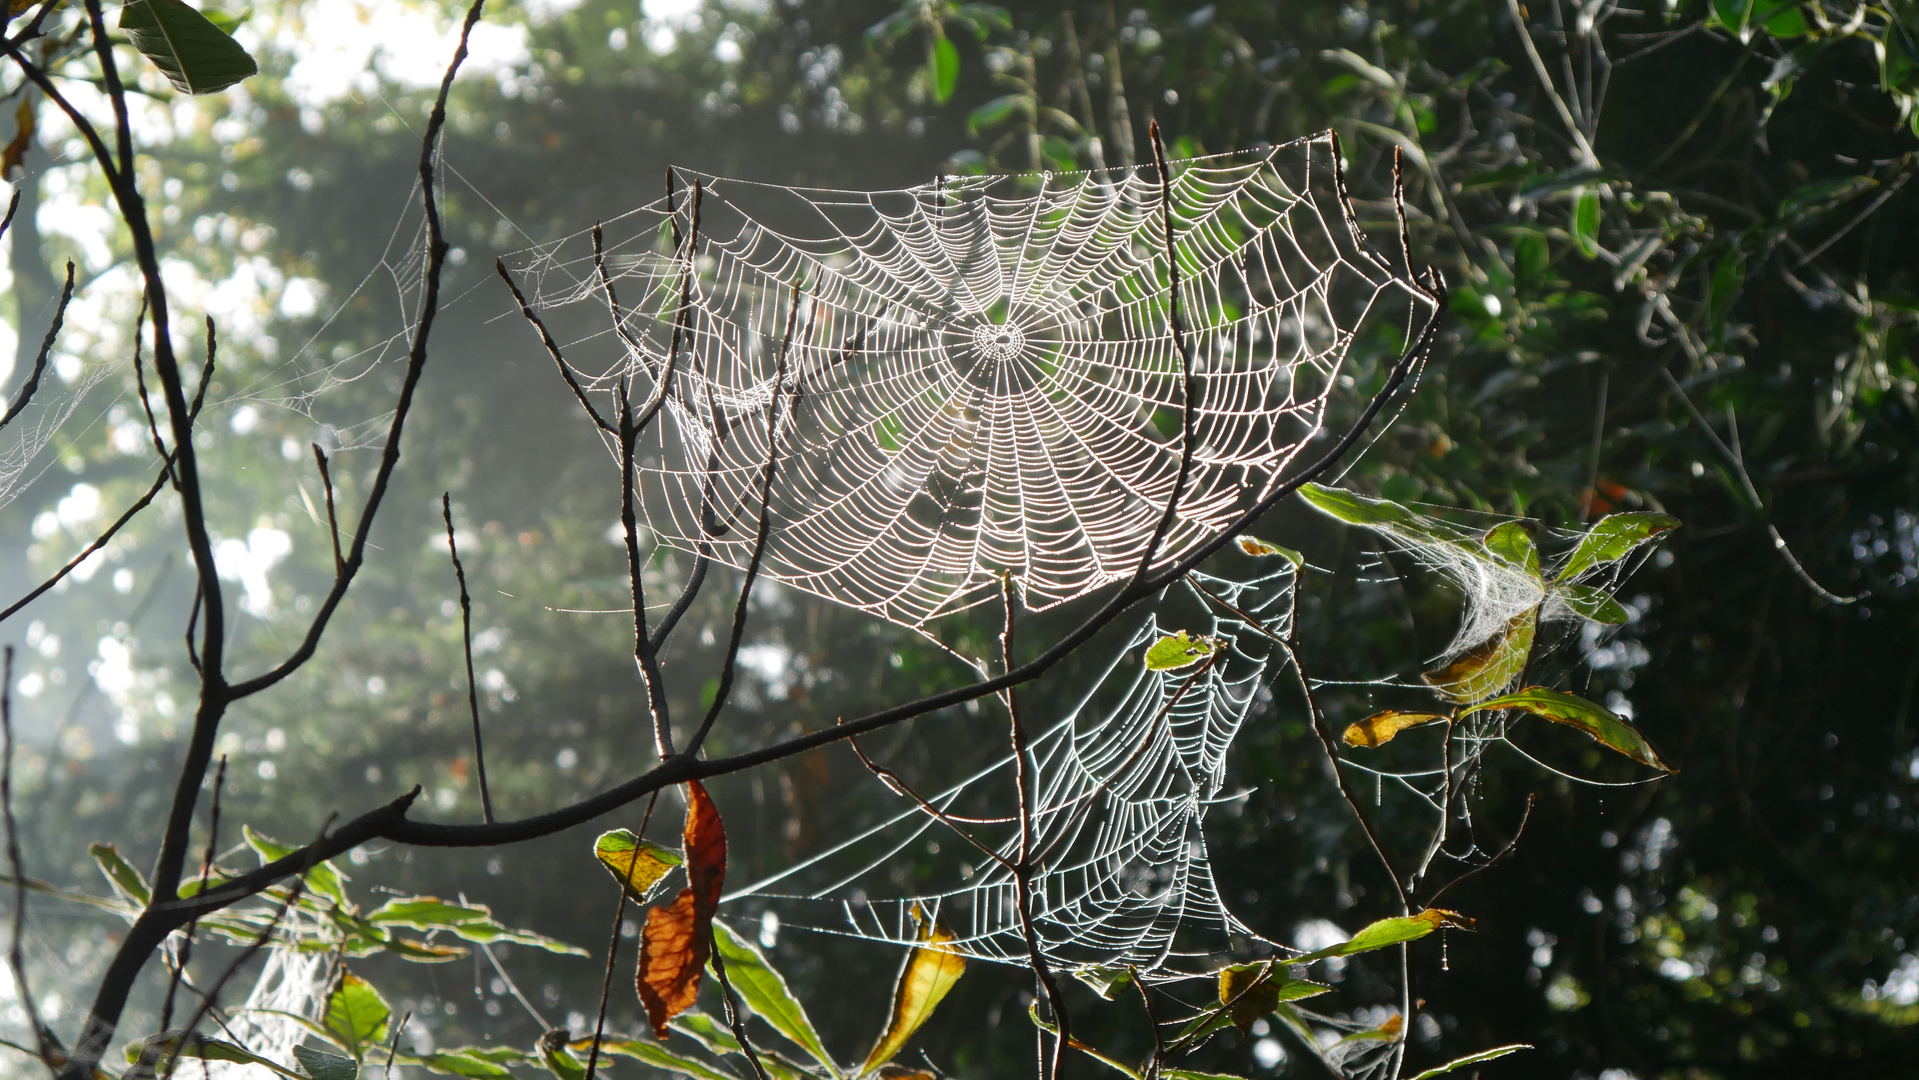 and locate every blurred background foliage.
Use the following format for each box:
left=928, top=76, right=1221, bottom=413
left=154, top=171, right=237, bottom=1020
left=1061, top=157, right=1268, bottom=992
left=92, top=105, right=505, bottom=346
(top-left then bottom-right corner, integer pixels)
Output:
left=1, top=0, right=1915, bottom=1077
